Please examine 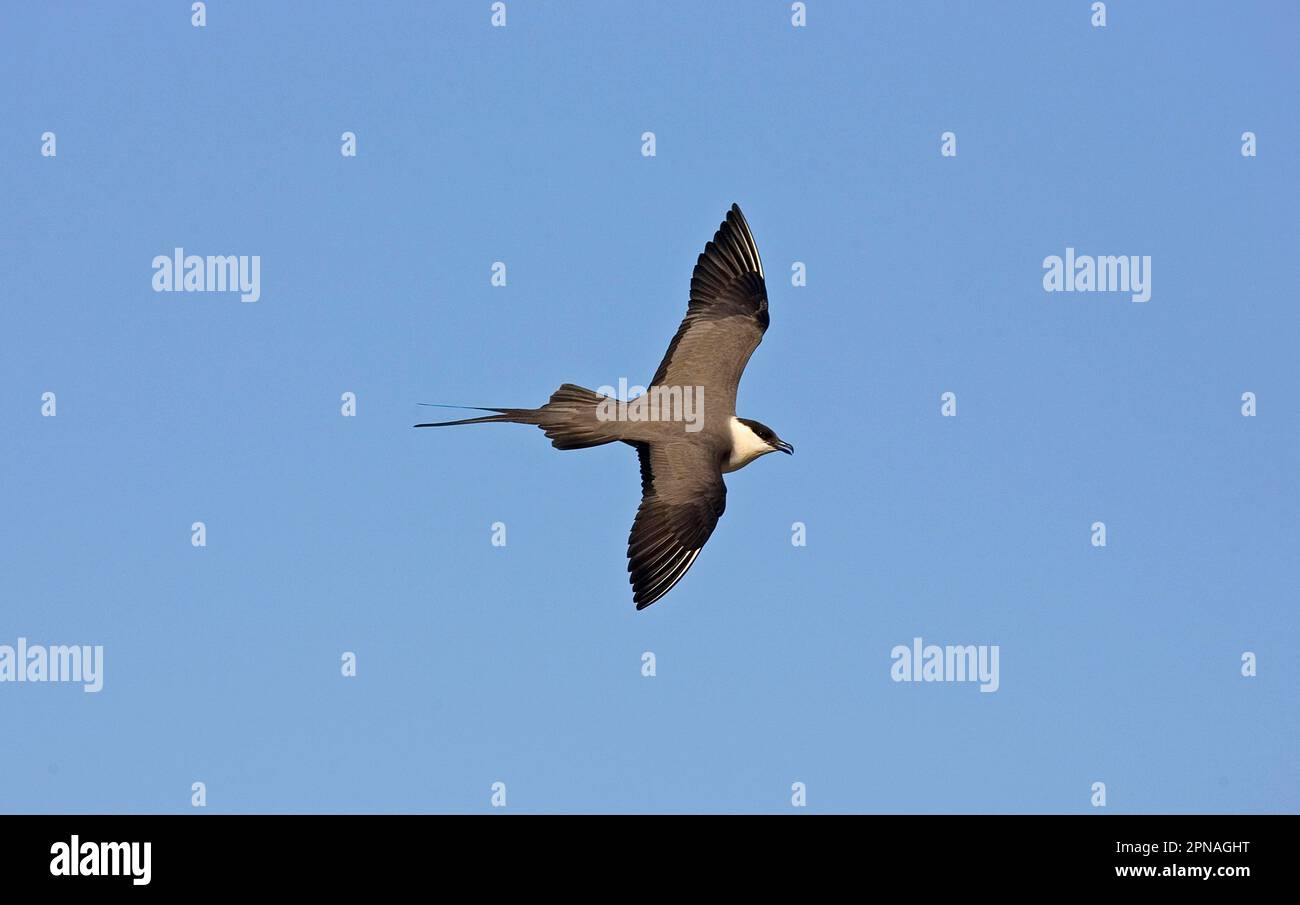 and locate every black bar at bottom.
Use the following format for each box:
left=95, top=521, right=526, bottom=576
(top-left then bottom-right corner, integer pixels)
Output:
left=0, top=814, right=1287, bottom=890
